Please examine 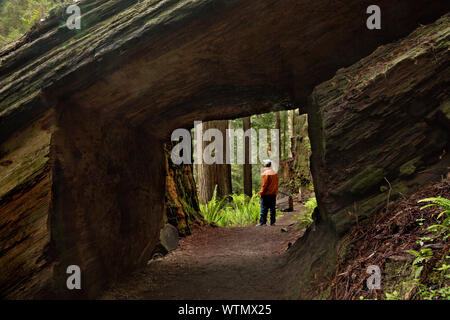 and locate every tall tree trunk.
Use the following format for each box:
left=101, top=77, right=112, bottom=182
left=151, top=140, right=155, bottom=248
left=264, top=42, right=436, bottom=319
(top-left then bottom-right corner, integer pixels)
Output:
left=289, top=109, right=297, bottom=158
left=198, top=121, right=217, bottom=204
left=215, top=120, right=232, bottom=198
left=243, top=116, right=252, bottom=197
left=197, top=120, right=231, bottom=204
left=282, top=111, right=287, bottom=159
